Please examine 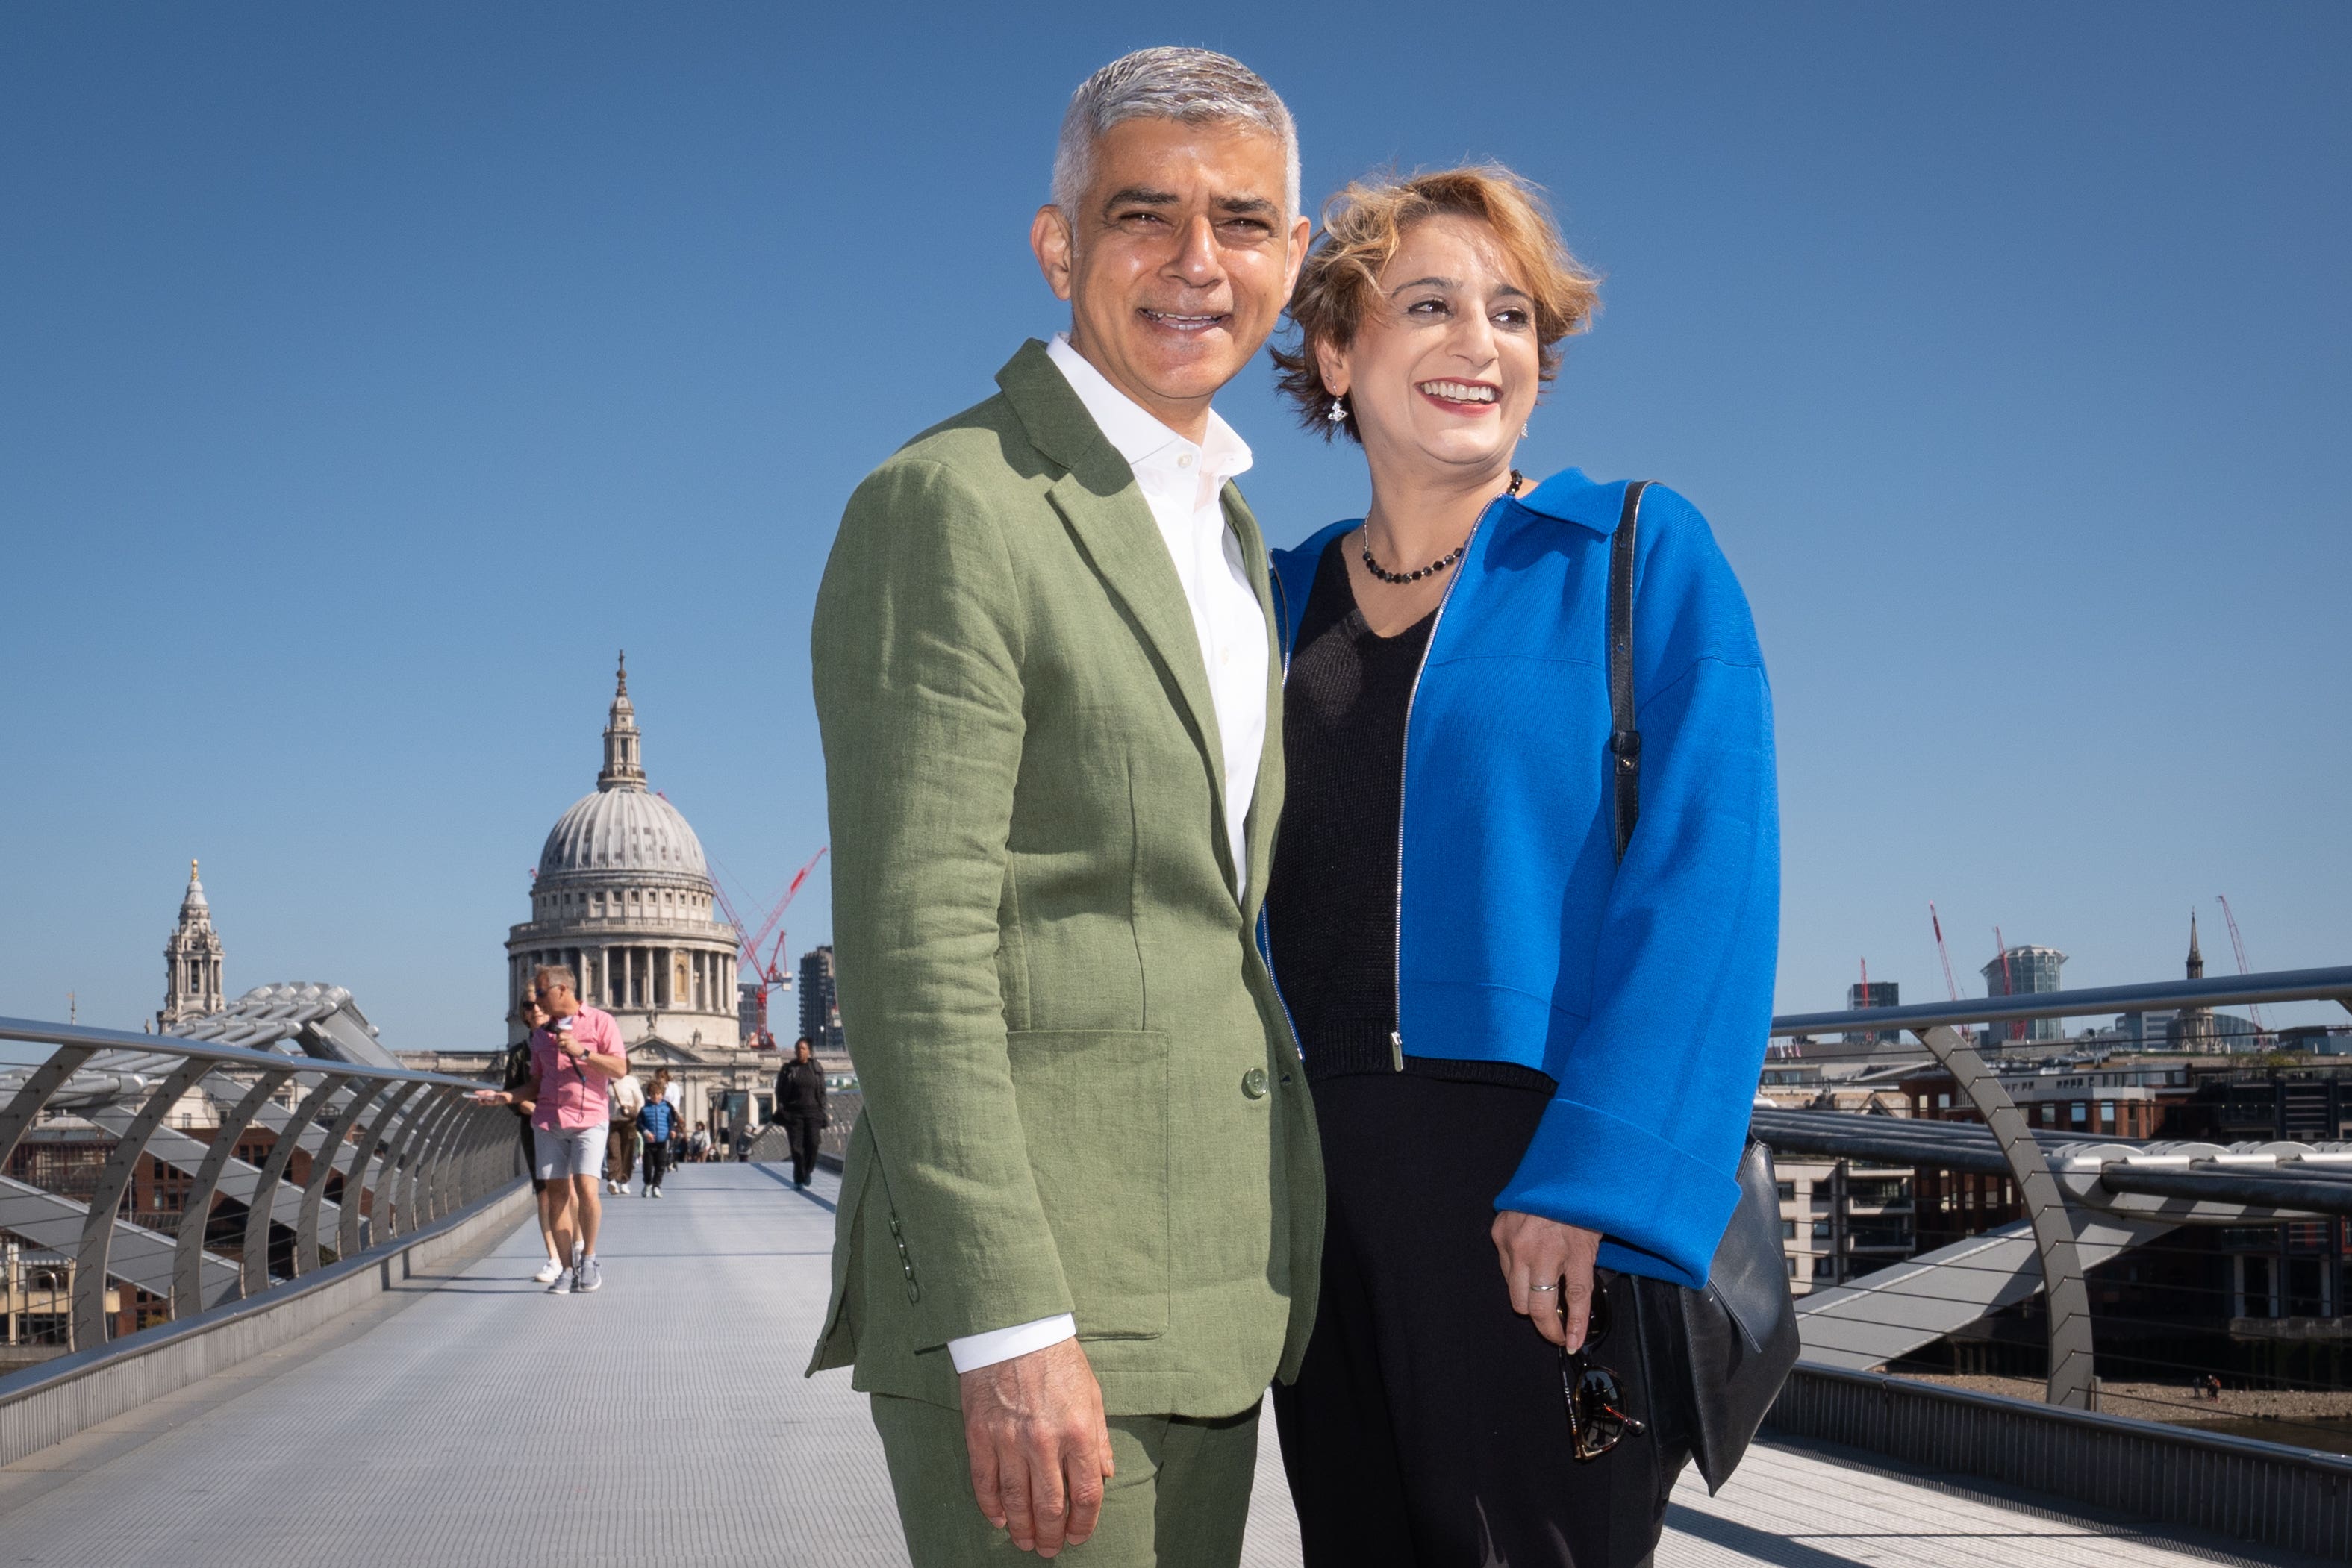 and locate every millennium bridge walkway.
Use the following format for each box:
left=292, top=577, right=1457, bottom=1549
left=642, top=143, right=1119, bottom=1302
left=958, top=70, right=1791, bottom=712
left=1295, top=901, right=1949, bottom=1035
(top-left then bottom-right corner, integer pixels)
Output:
left=0, top=1159, right=2292, bottom=1568
left=7, top=966, right=2352, bottom=1565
